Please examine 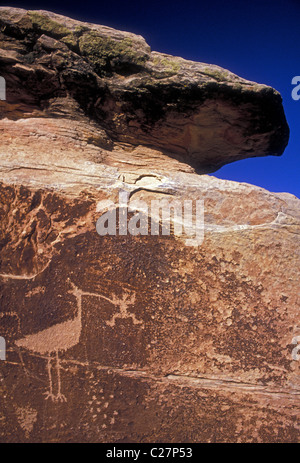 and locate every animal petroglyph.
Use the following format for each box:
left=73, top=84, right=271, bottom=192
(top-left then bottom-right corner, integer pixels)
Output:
left=12, top=279, right=141, bottom=402
left=15, top=280, right=84, bottom=402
